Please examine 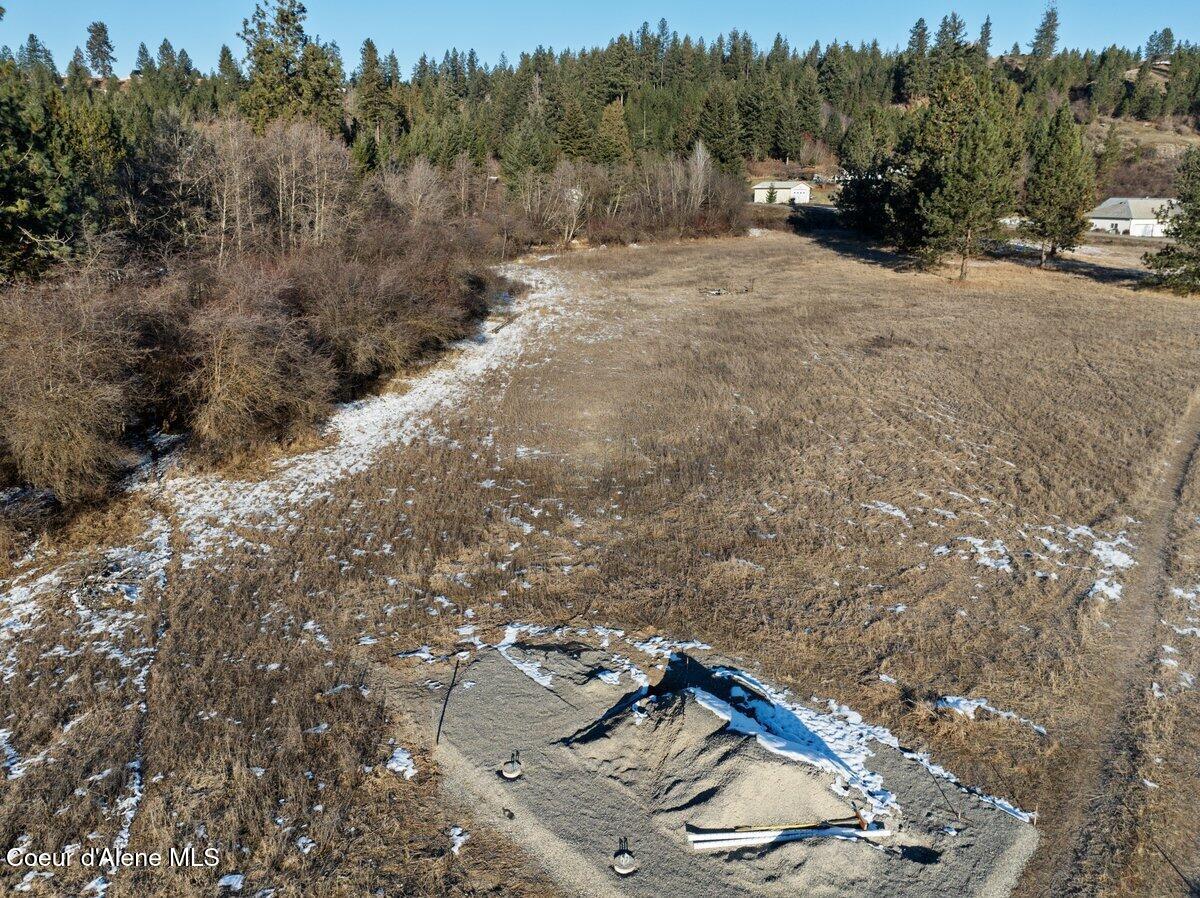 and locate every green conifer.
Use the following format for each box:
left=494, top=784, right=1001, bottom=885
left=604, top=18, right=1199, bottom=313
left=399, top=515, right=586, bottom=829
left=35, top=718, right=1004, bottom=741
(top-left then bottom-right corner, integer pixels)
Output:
left=594, top=99, right=633, bottom=165
left=1024, top=105, right=1094, bottom=264
left=1146, top=148, right=1200, bottom=292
